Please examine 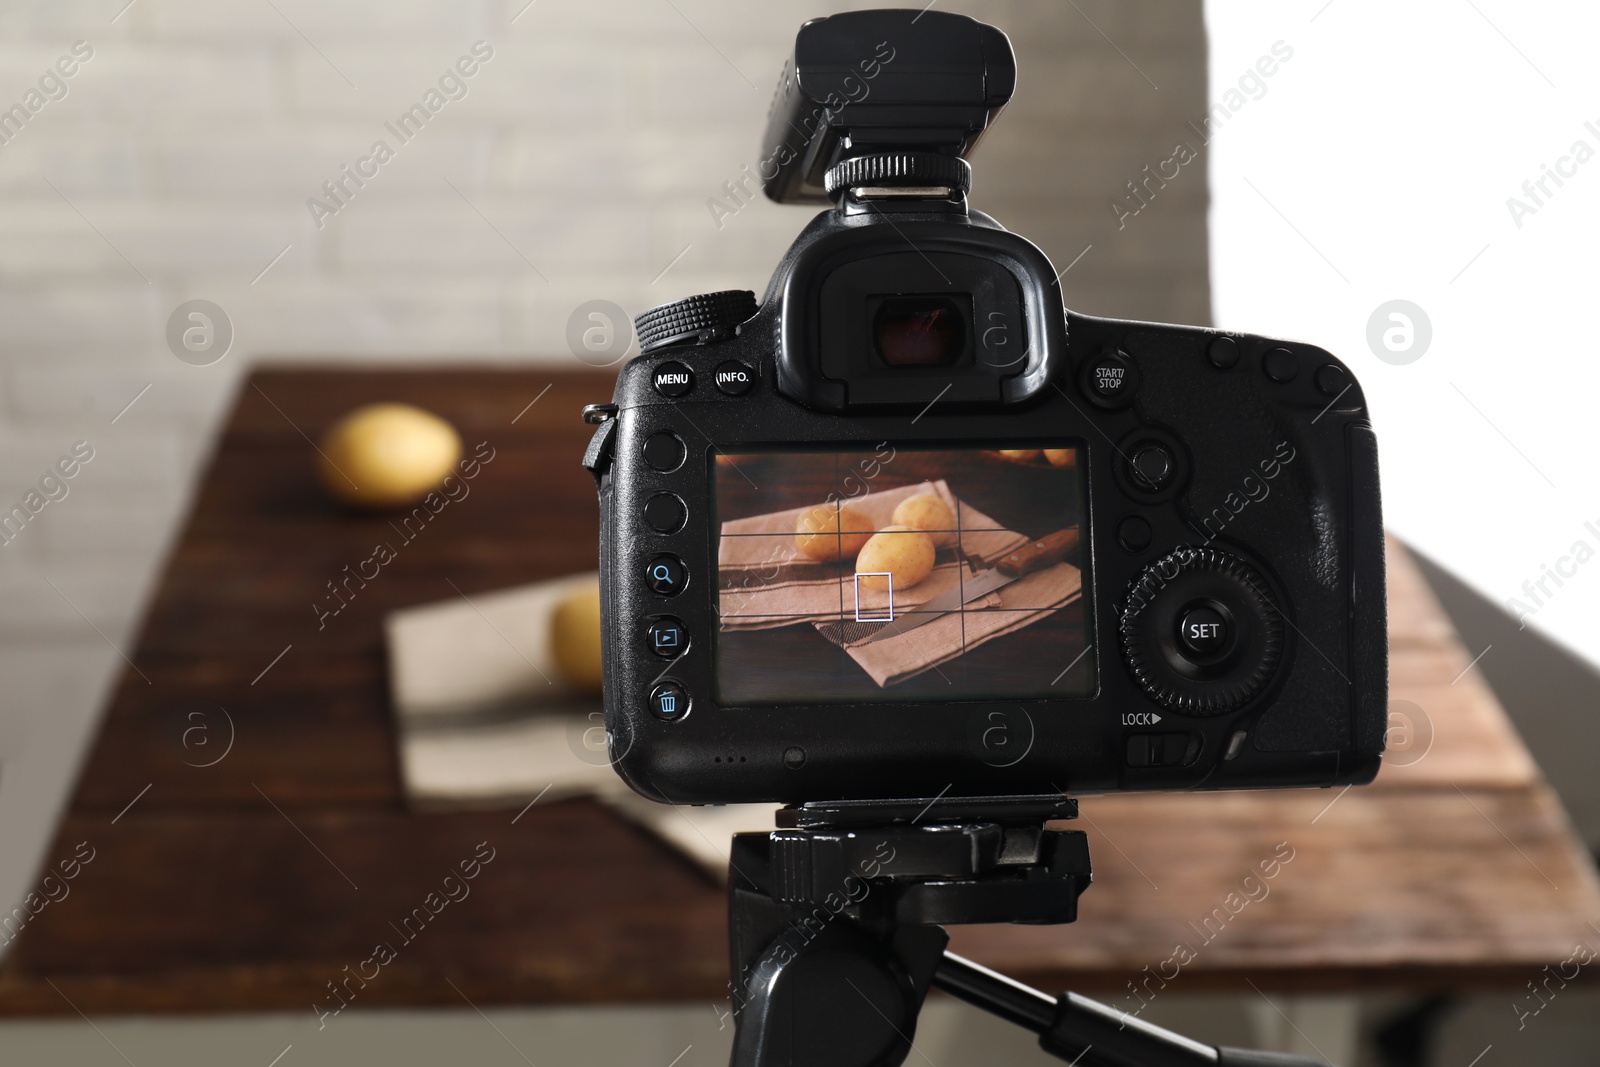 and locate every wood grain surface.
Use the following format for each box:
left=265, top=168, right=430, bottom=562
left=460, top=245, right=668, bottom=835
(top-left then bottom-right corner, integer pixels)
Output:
left=0, top=367, right=1595, bottom=1015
